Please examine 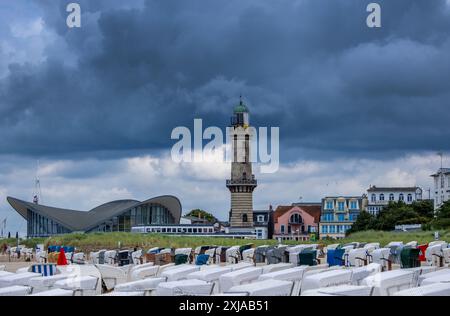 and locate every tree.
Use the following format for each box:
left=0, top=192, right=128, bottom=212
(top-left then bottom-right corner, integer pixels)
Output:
left=346, top=211, right=376, bottom=235
left=412, top=200, right=434, bottom=219
left=432, top=200, right=450, bottom=229
left=185, top=209, right=217, bottom=223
